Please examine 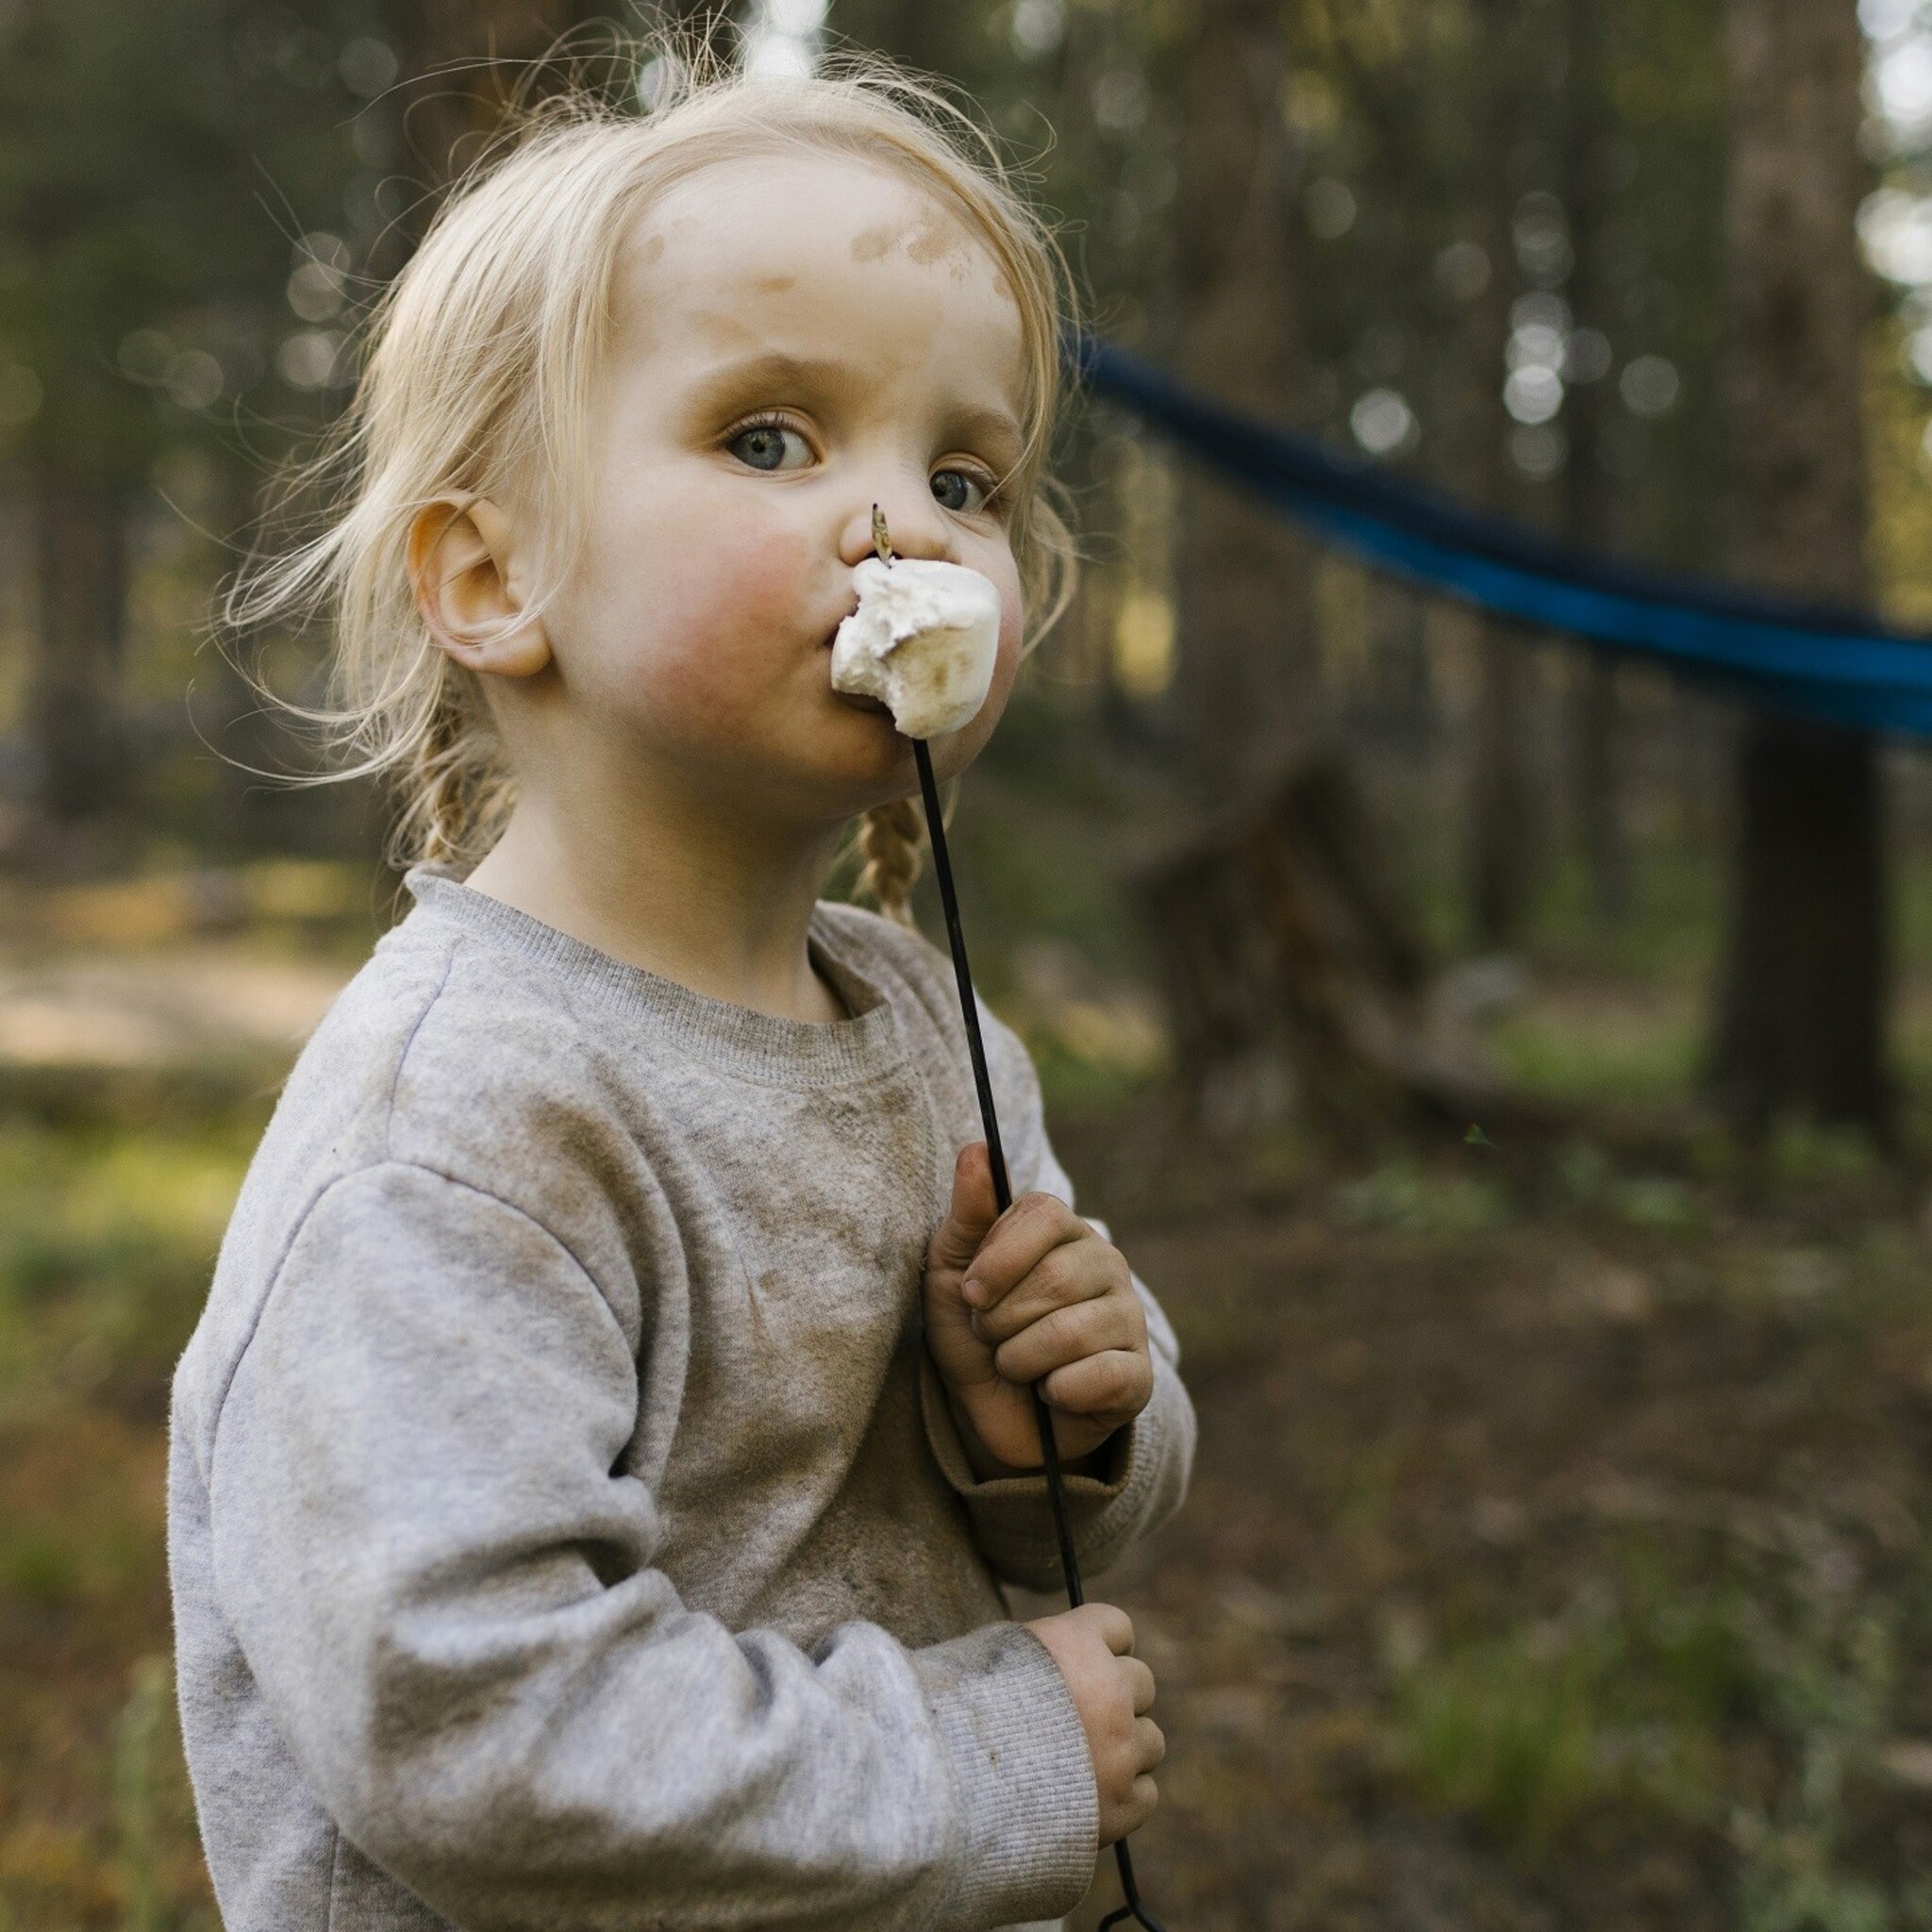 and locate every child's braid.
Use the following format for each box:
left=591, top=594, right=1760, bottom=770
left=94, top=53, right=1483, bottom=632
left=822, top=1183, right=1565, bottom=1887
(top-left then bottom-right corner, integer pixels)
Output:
left=858, top=797, right=924, bottom=924
left=410, top=676, right=470, bottom=864
left=403, top=667, right=514, bottom=868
